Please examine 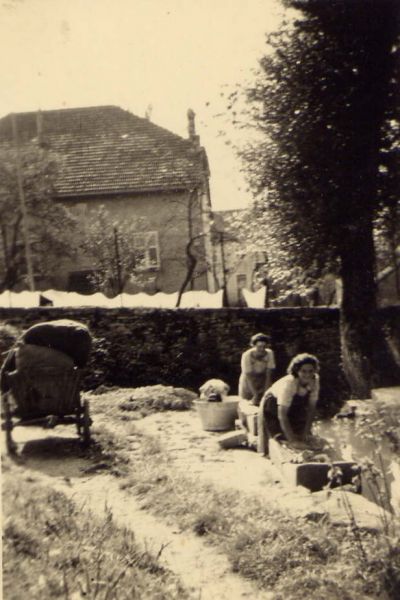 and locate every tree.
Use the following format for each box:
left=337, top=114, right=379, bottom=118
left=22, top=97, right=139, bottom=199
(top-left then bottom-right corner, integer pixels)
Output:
left=375, top=119, right=400, bottom=298
left=80, top=206, right=152, bottom=297
left=223, top=202, right=328, bottom=305
left=174, top=189, right=213, bottom=307
left=0, top=143, right=77, bottom=291
left=232, top=0, right=400, bottom=396
left=210, top=211, right=273, bottom=307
